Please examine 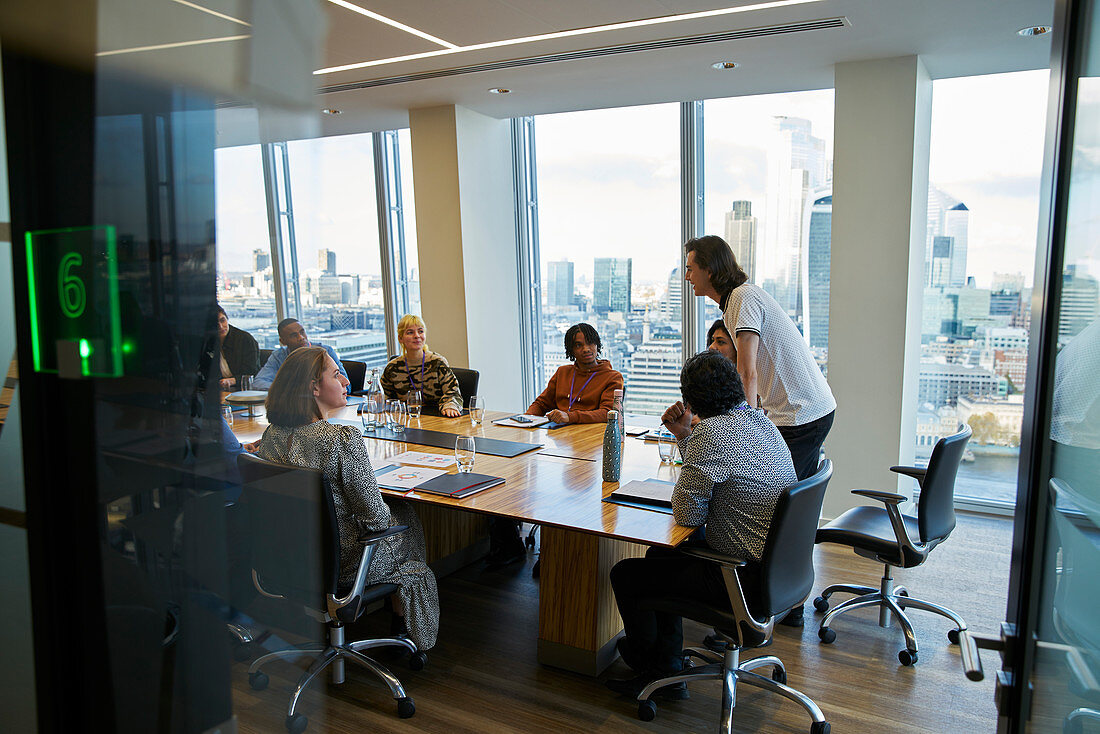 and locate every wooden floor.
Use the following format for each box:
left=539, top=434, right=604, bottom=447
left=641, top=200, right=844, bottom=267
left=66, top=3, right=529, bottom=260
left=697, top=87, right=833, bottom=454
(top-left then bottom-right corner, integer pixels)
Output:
left=231, top=512, right=1012, bottom=734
